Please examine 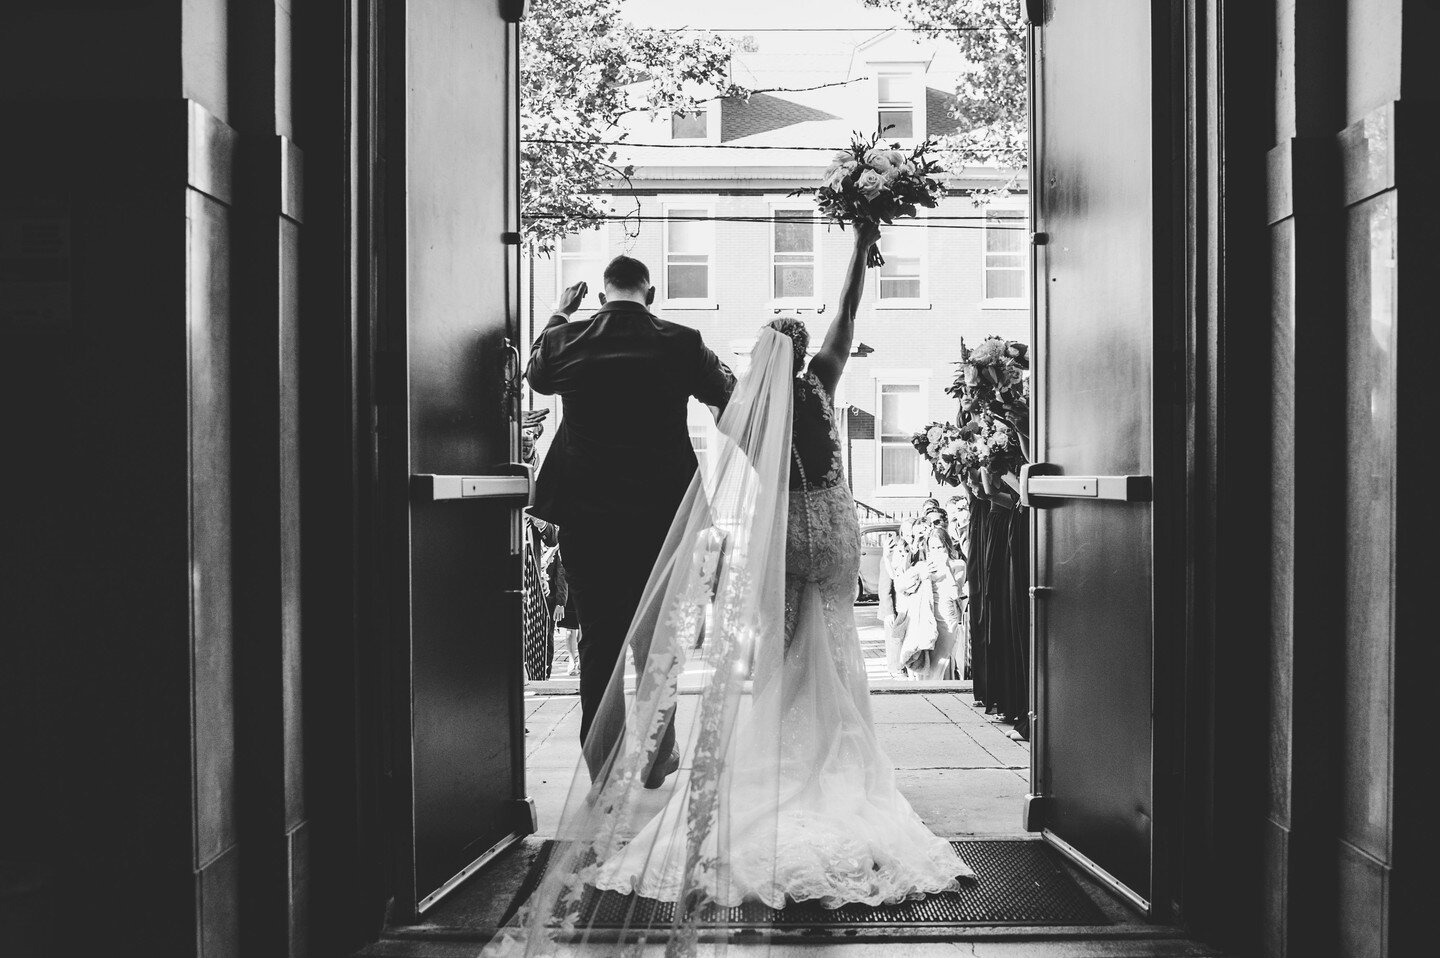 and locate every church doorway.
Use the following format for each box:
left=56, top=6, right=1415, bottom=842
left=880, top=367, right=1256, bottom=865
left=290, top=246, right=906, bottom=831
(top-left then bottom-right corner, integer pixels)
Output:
left=349, top=0, right=1240, bottom=951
